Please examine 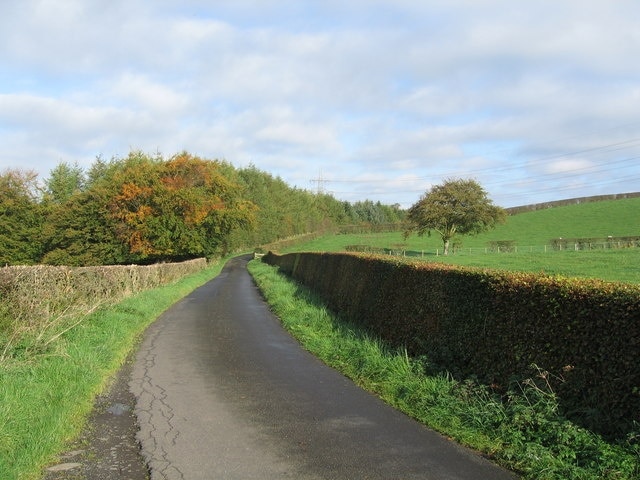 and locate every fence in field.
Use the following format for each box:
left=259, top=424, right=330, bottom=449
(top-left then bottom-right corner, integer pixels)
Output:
left=346, top=237, right=640, bottom=258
